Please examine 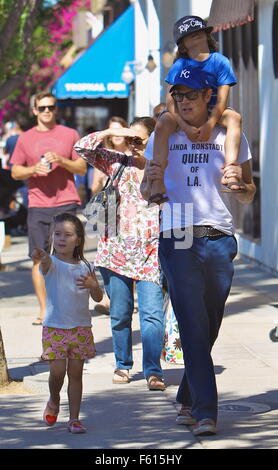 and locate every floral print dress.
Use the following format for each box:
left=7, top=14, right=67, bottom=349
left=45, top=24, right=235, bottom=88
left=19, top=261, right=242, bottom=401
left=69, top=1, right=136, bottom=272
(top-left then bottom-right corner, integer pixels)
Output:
left=74, top=132, right=161, bottom=285
left=161, top=293, right=184, bottom=364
